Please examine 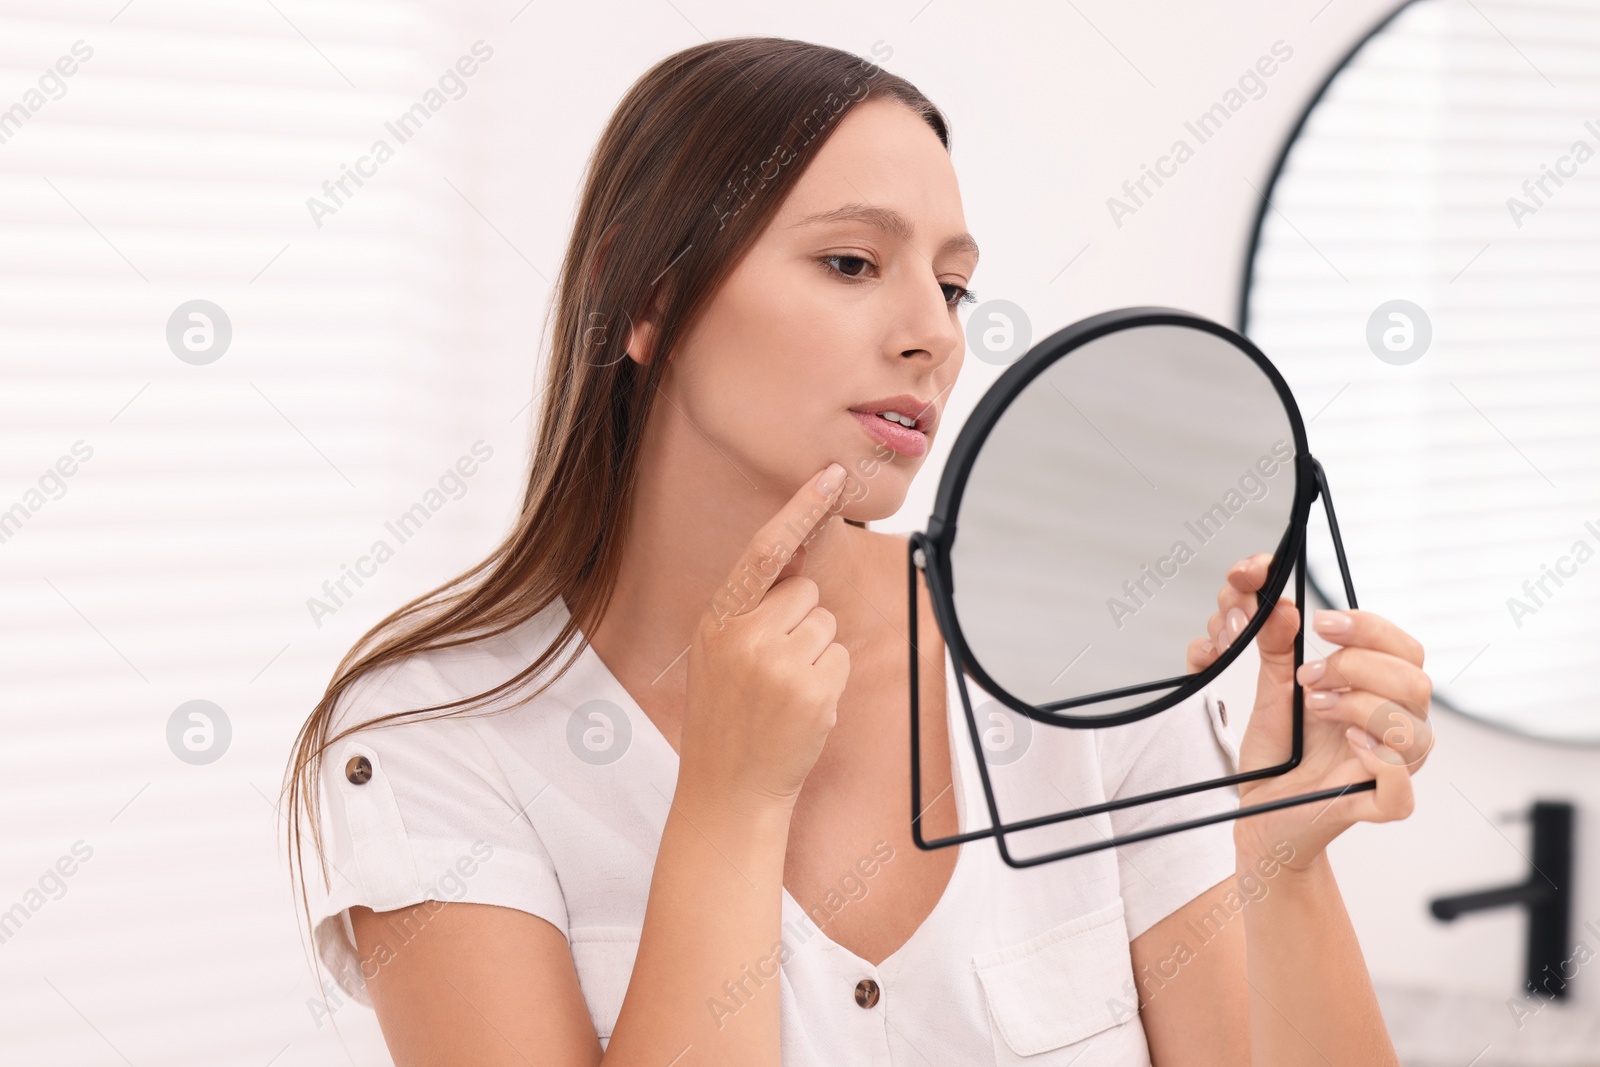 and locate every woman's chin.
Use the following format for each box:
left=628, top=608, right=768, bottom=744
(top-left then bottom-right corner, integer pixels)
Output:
left=836, top=472, right=912, bottom=523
